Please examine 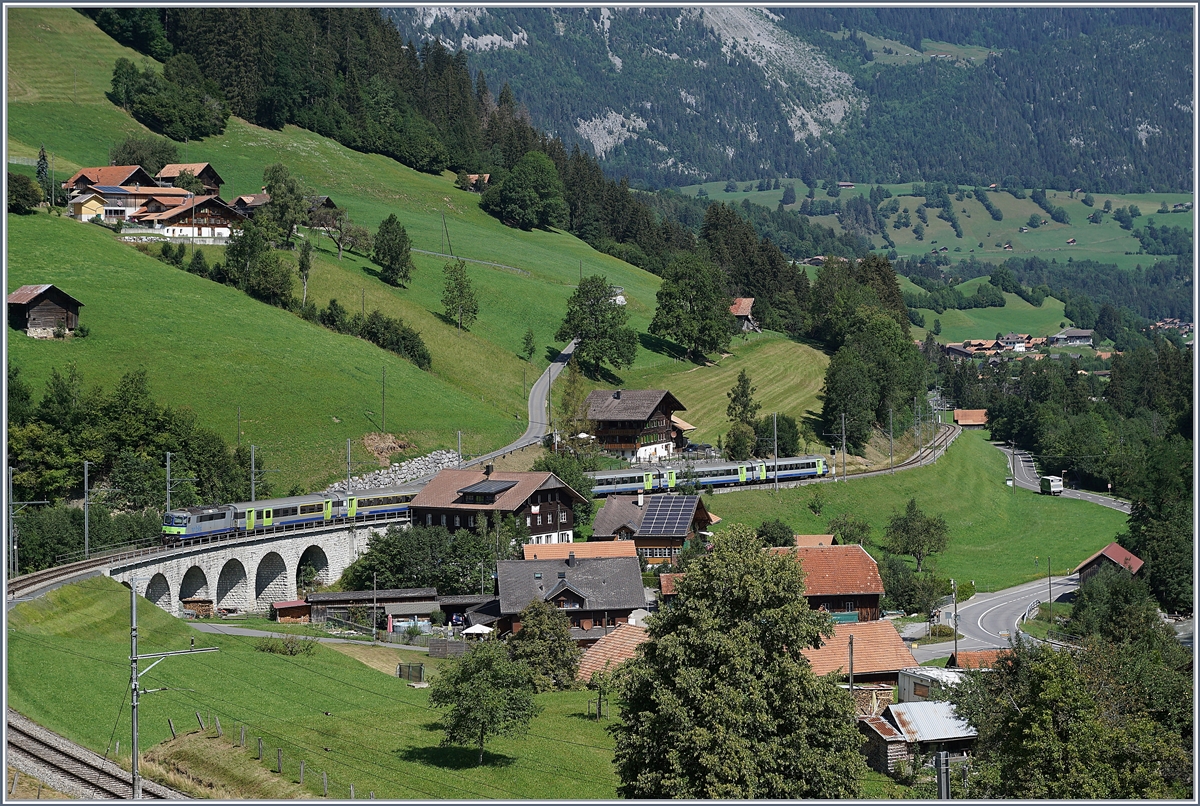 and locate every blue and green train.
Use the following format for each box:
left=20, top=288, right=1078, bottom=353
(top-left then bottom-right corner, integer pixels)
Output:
left=587, top=455, right=829, bottom=496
